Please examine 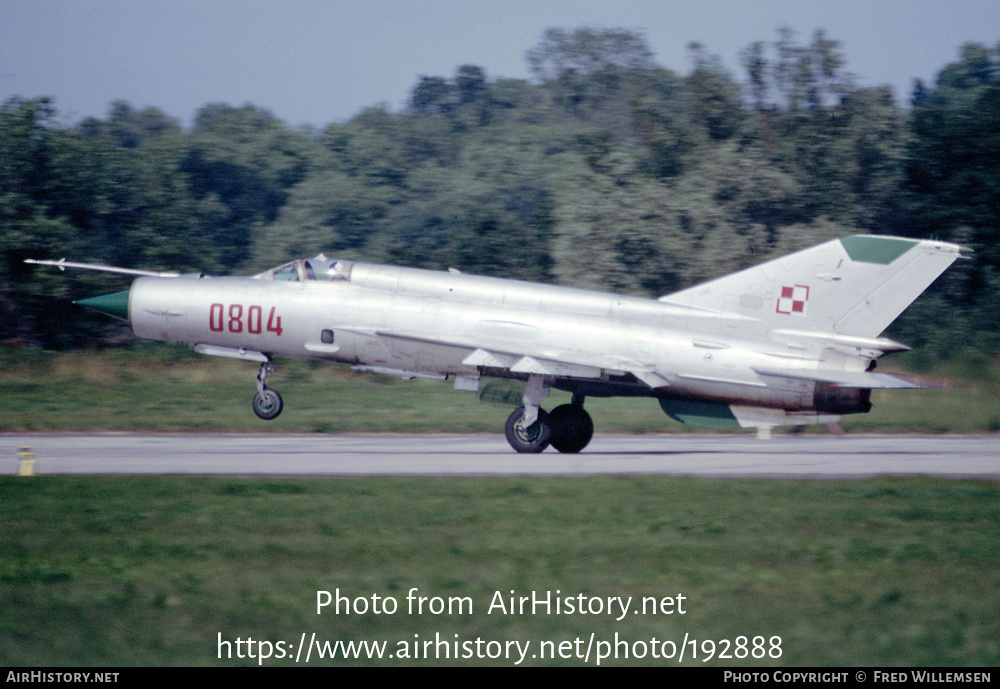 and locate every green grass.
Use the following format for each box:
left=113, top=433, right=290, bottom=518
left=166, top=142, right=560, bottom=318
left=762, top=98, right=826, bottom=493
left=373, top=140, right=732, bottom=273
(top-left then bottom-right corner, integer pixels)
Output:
left=1, top=475, right=998, bottom=666
left=3, top=347, right=999, bottom=666
left=2, top=345, right=1000, bottom=433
